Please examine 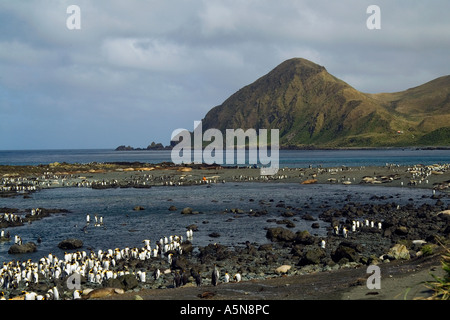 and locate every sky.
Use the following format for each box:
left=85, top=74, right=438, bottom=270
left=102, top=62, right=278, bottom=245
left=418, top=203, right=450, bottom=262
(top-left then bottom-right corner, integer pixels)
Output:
left=0, top=0, right=449, bottom=150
